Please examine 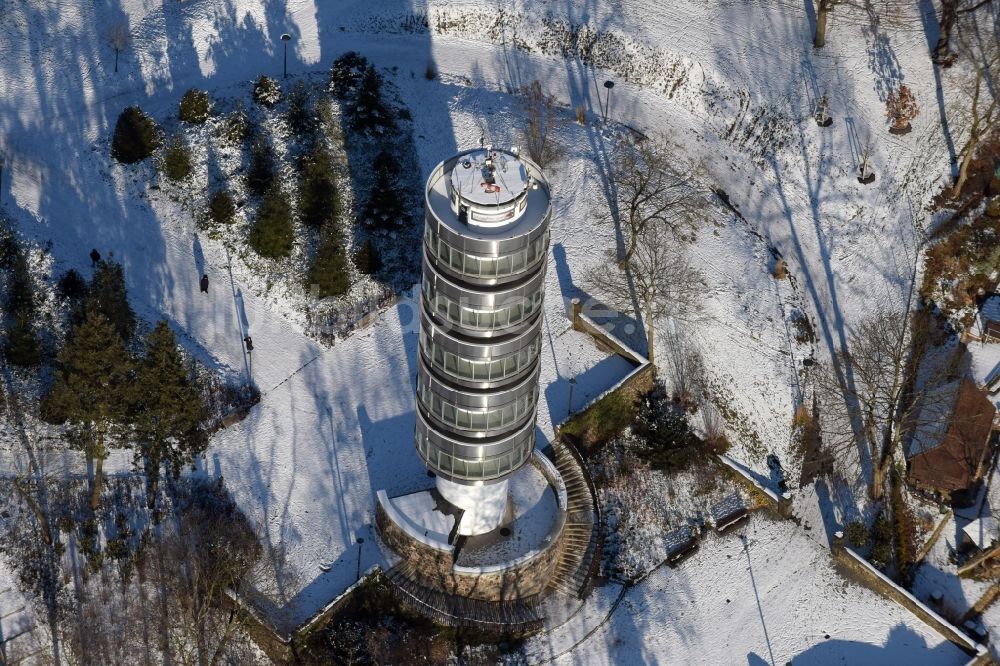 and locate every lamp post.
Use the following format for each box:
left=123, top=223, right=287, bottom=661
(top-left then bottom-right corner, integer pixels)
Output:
left=567, top=376, right=577, bottom=418
left=0, top=154, right=5, bottom=204
left=602, top=80, right=615, bottom=123
left=280, top=33, right=291, bottom=79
